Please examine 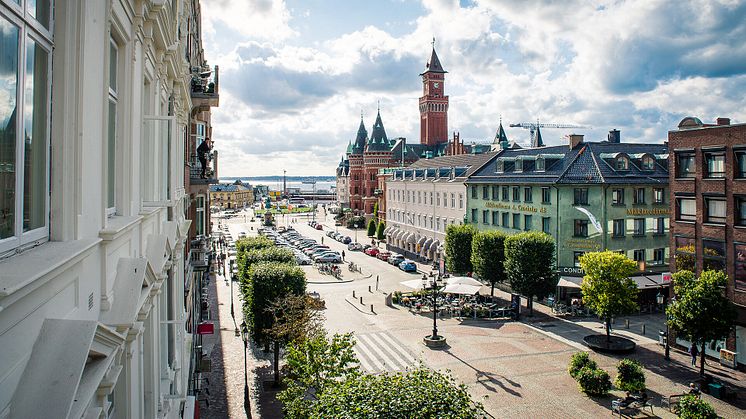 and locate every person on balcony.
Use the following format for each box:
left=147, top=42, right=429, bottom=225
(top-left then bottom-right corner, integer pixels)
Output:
left=197, top=138, right=212, bottom=179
